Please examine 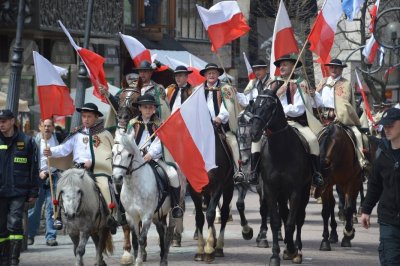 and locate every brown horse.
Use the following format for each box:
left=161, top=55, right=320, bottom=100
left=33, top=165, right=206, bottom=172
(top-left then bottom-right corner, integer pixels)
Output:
left=317, top=122, right=363, bottom=251
left=116, top=79, right=142, bottom=129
